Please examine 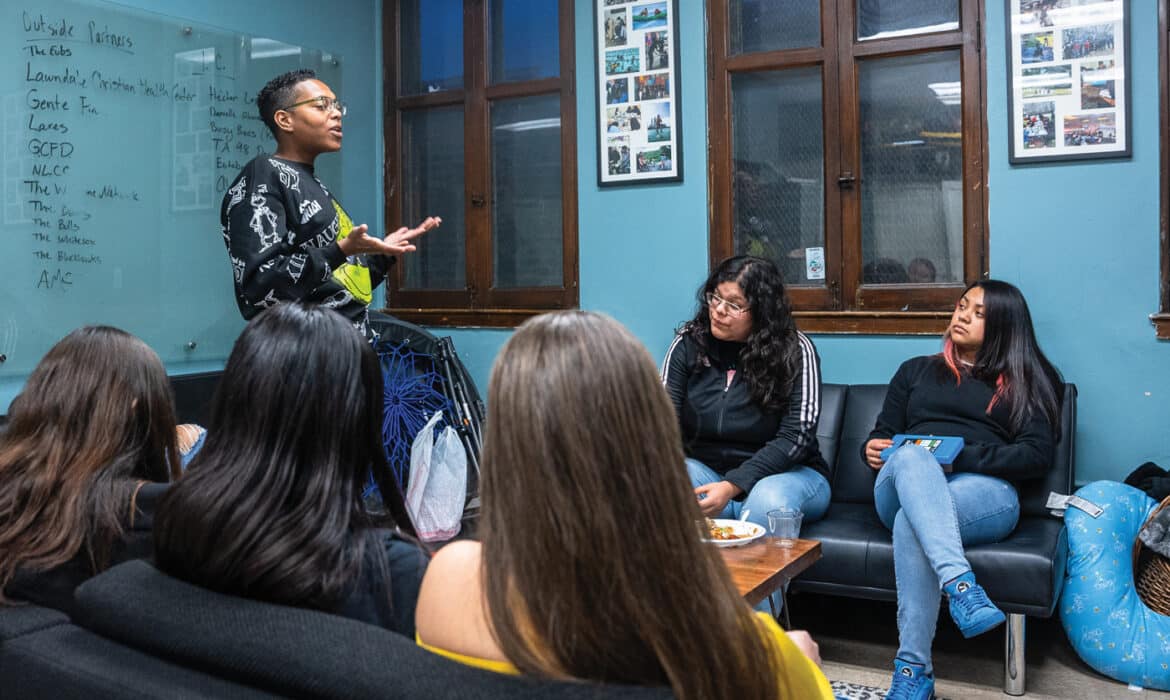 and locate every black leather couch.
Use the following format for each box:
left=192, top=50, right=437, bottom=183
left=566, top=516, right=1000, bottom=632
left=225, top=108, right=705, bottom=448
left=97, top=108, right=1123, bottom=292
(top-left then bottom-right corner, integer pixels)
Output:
left=793, top=383, right=1077, bottom=696
left=0, top=560, right=671, bottom=699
